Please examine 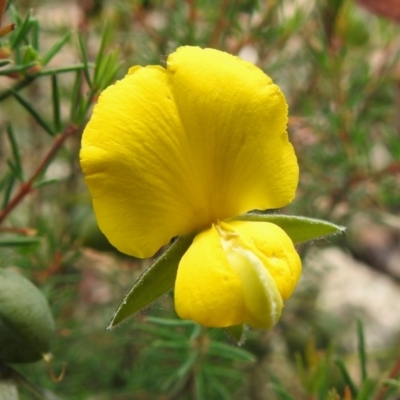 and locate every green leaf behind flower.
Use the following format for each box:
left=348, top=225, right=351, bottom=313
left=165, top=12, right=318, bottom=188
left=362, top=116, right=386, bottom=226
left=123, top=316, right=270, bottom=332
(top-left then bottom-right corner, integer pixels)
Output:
left=108, top=233, right=195, bottom=329
left=231, top=213, right=345, bottom=244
